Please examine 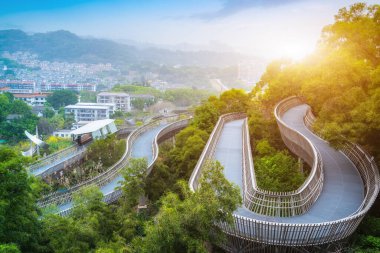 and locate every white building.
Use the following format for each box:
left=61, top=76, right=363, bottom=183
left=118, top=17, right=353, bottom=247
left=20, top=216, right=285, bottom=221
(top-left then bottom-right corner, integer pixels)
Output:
left=0, top=80, right=36, bottom=93
left=70, top=119, right=118, bottom=142
left=97, top=92, right=131, bottom=112
left=40, top=83, right=96, bottom=92
left=13, top=92, right=49, bottom=106
left=65, top=102, right=115, bottom=123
